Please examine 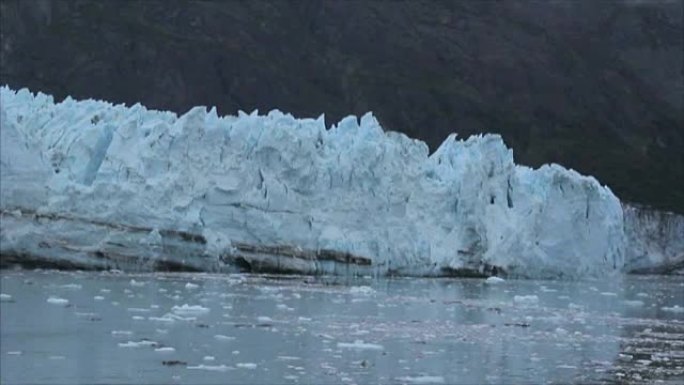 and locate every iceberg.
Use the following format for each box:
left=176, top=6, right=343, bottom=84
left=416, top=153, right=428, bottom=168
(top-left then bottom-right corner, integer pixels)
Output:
left=0, top=86, right=627, bottom=278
